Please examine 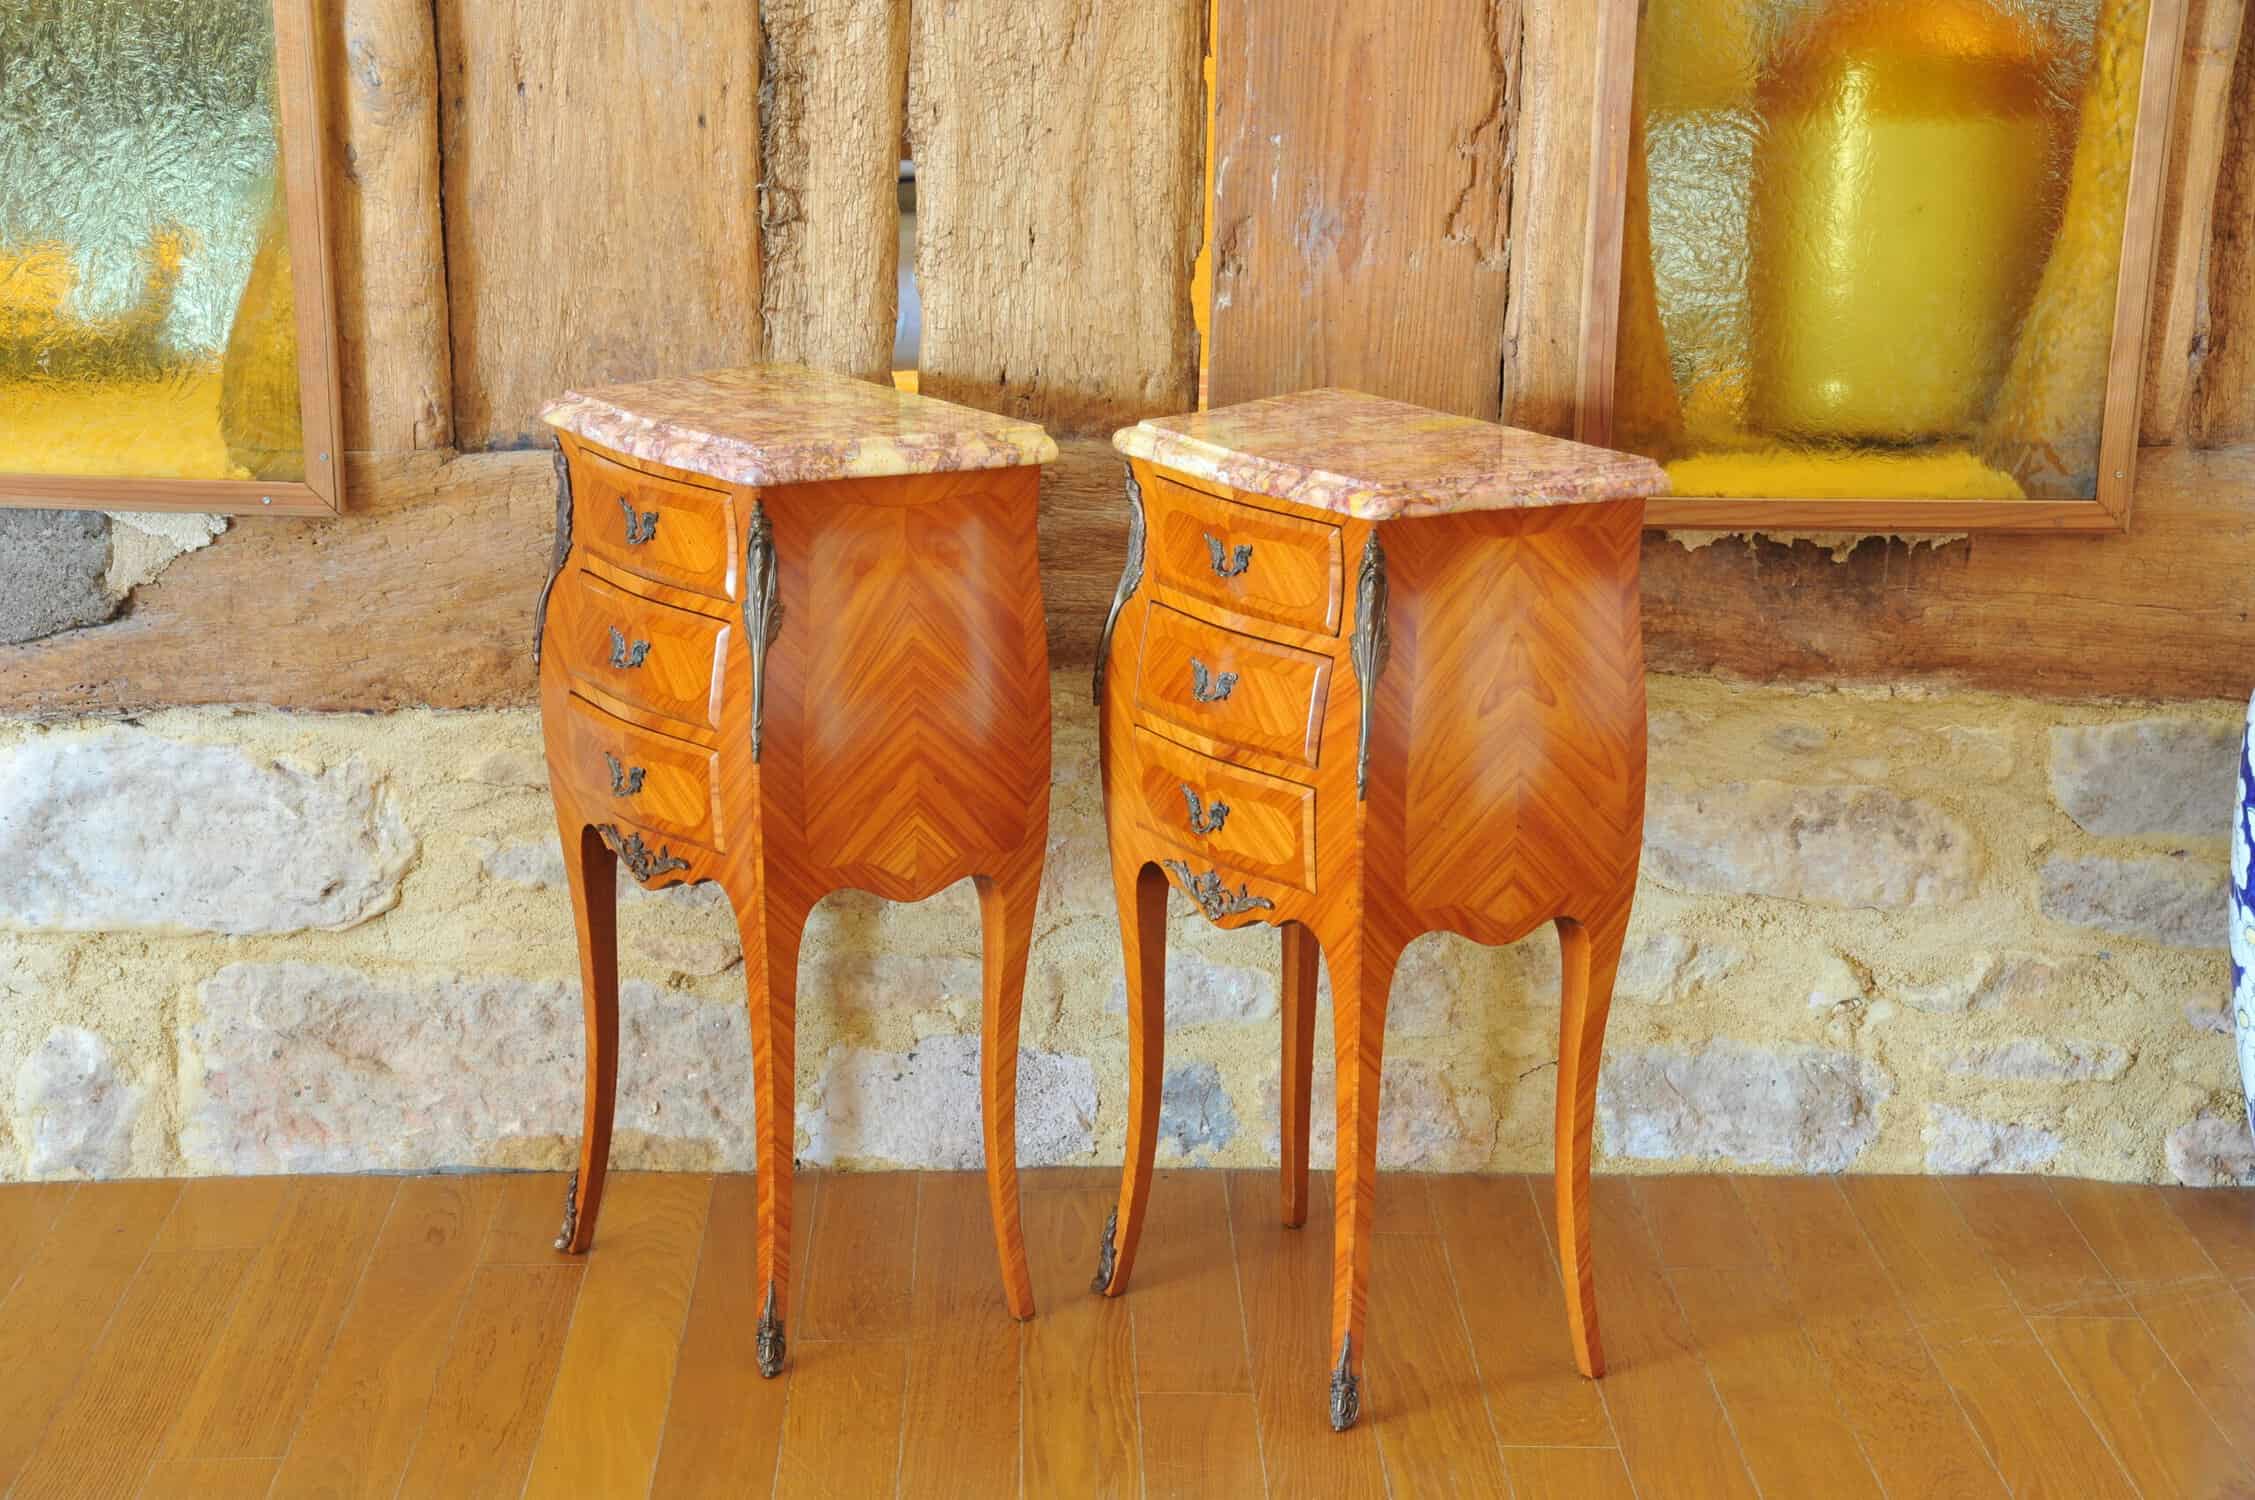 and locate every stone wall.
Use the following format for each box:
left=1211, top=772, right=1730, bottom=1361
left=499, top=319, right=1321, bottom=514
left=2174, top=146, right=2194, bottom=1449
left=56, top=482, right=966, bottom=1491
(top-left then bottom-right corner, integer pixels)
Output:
left=1, top=672, right=2247, bottom=1186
